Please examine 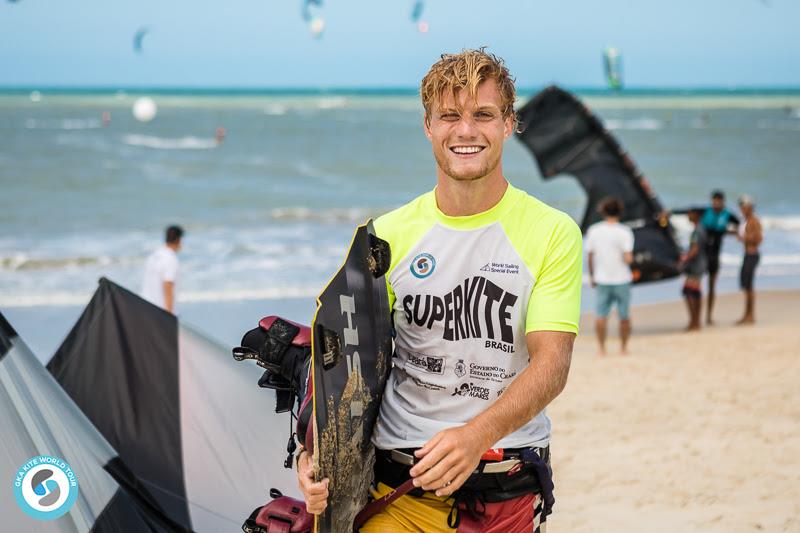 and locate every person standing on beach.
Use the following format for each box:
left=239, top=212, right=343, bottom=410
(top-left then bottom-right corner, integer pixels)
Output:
left=585, top=196, right=634, bottom=355
left=736, top=195, right=762, bottom=324
left=296, top=49, right=582, bottom=532
left=680, top=209, right=707, bottom=331
left=141, top=225, right=184, bottom=314
left=700, top=190, right=740, bottom=325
